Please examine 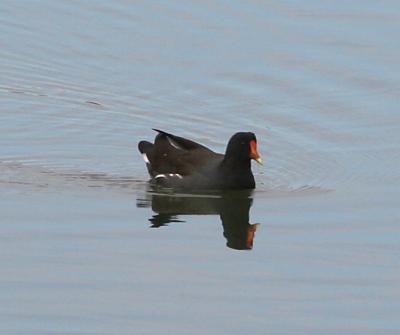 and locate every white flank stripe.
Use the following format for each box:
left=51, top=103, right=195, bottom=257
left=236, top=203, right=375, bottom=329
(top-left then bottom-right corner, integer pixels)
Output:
left=155, top=173, right=183, bottom=179
left=167, top=136, right=183, bottom=149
